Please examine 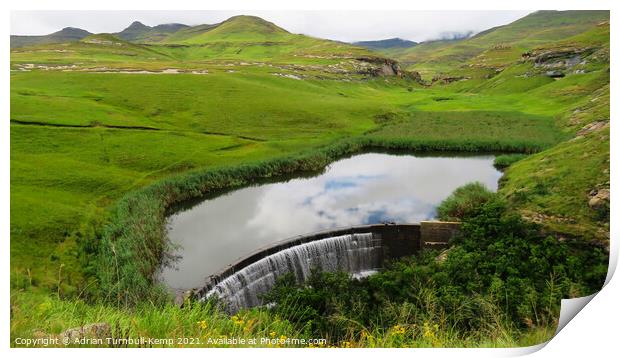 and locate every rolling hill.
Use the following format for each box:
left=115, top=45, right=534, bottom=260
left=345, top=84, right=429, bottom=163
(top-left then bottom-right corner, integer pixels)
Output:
left=160, top=15, right=292, bottom=44
left=10, top=15, right=397, bottom=78
left=10, top=16, right=382, bottom=65
left=10, top=27, right=92, bottom=48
